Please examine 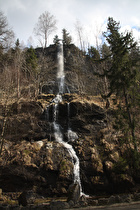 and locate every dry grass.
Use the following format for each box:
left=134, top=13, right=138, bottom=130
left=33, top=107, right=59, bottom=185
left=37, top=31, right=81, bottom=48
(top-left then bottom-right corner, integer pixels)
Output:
left=0, top=193, right=67, bottom=206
